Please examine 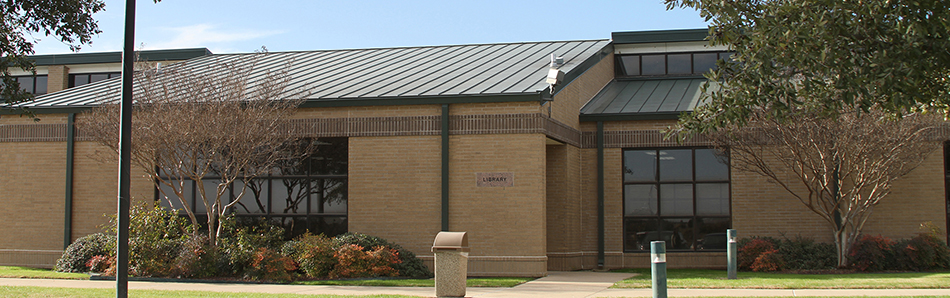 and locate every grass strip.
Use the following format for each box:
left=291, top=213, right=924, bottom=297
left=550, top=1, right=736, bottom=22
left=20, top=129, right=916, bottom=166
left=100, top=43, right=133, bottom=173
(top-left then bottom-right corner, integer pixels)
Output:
left=0, top=285, right=419, bottom=298
left=0, top=266, right=88, bottom=280
left=294, top=277, right=533, bottom=287
left=612, top=268, right=950, bottom=289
